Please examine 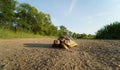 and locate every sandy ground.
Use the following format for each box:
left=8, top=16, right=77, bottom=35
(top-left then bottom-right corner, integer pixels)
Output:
left=0, top=38, right=120, bottom=70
